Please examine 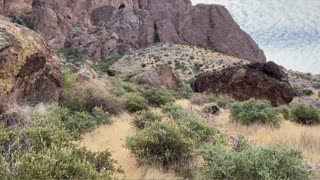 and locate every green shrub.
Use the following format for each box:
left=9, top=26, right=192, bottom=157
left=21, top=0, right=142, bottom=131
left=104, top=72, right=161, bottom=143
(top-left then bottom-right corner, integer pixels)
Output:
left=293, top=85, right=314, bottom=96
left=291, top=104, right=320, bottom=125
left=318, top=91, right=320, bottom=98
left=0, top=110, right=121, bottom=179
left=276, top=106, right=292, bottom=120
left=143, top=88, right=175, bottom=107
left=40, top=106, right=111, bottom=136
left=230, top=99, right=280, bottom=127
left=302, top=89, right=314, bottom=96
left=125, top=122, right=195, bottom=168
left=58, top=48, right=83, bottom=64
left=110, top=79, right=145, bottom=96
left=199, top=144, right=313, bottom=180
left=93, top=54, right=123, bottom=74
left=162, top=104, right=224, bottom=145
left=124, top=93, right=148, bottom=113
left=132, top=110, right=161, bottom=129
left=63, top=78, right=124, bottom=115
left=62, top=72, right=78, bottom=96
